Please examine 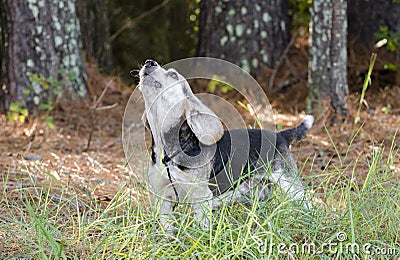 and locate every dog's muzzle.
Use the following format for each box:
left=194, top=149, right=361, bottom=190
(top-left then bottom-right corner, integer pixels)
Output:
left=143, top=59, right=158, bottom=76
